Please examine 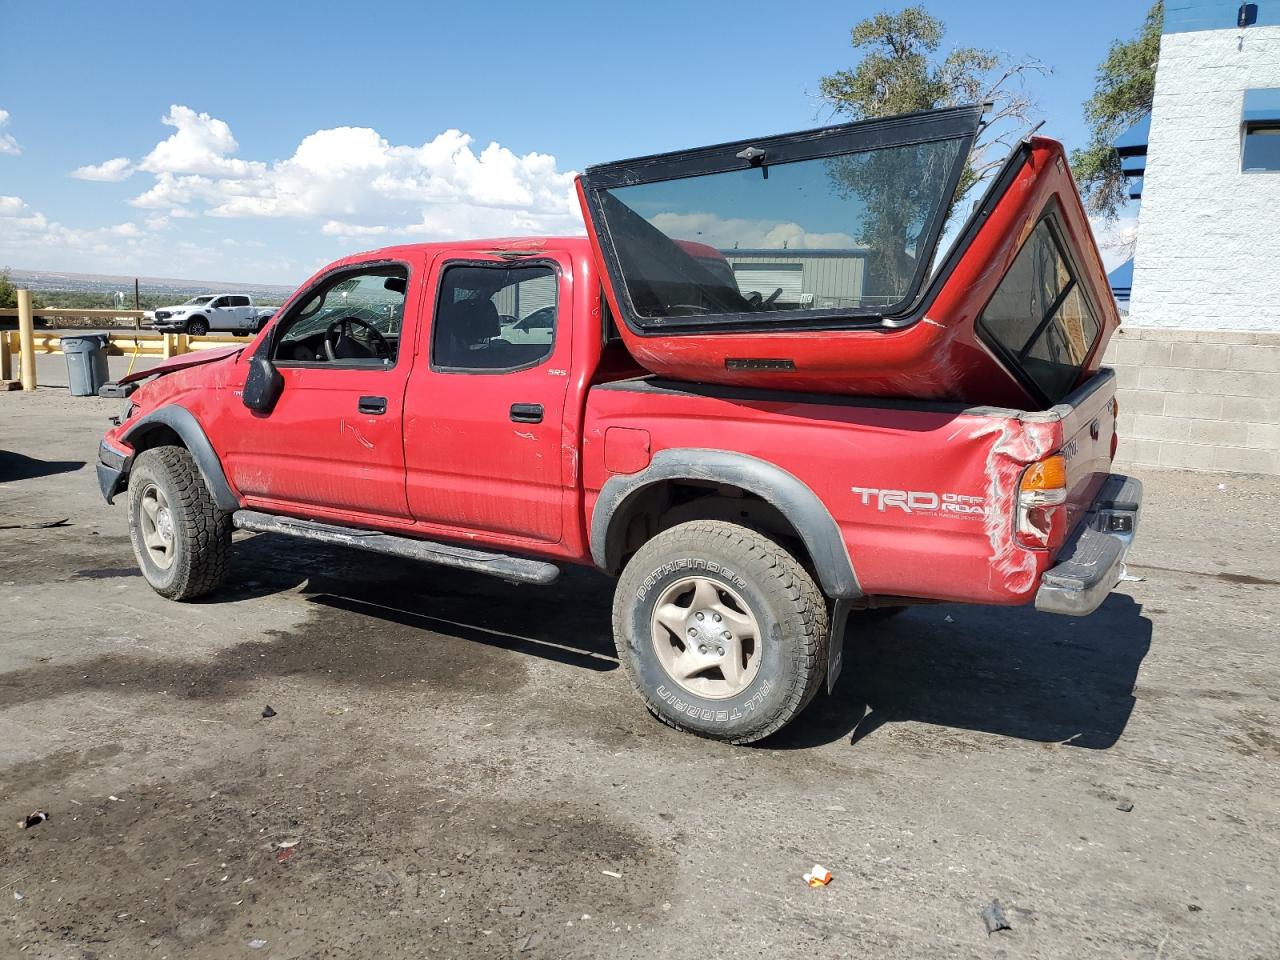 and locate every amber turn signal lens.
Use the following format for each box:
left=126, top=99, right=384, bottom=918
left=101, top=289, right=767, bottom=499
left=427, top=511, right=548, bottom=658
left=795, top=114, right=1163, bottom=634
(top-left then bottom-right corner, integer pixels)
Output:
left=1021, top=454, right=1067, bottom=492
